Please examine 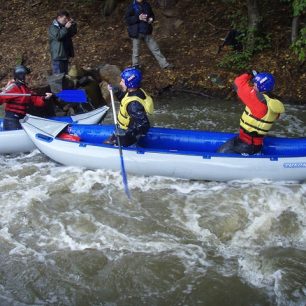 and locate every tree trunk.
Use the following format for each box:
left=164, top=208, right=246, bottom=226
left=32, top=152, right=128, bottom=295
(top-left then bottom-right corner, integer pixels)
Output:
left=291, top=15, right=300, bottom=43
left=247, top=0, right=260, bottom=29
left=156, top=0, right=178, bottom=9
left=246, top=0, right=261, bottom=53
left=101, top=0, right=118, bottom=17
